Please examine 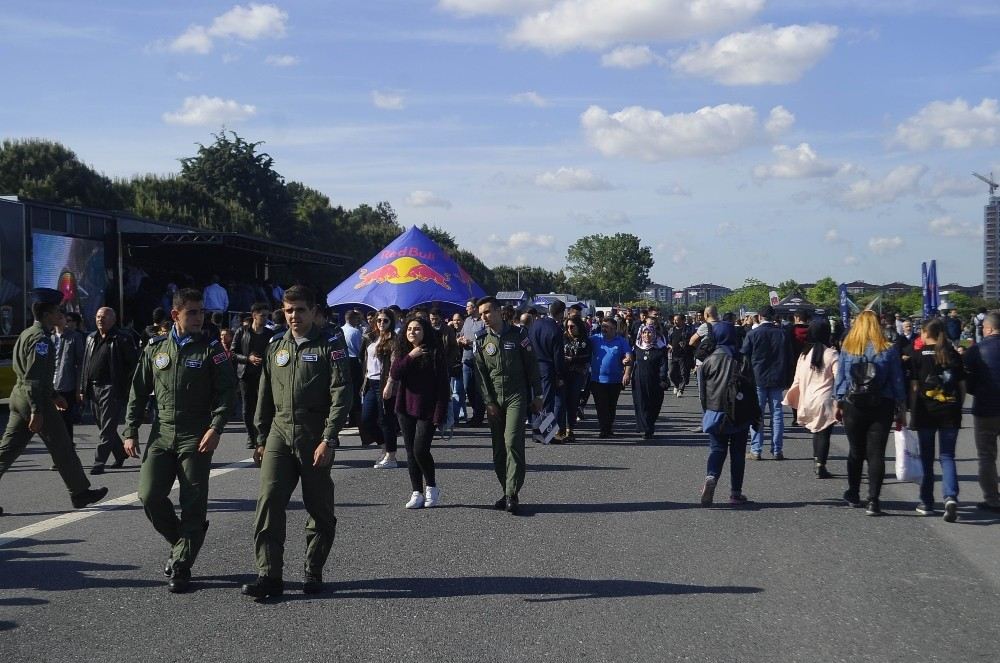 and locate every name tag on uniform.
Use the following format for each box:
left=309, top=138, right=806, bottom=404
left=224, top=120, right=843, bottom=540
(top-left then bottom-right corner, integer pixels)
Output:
left=185, top=359, right=203, bottom=368
left=302, top=353, right=319, bottom=362
left=503, top=341, right=516, bottom=351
